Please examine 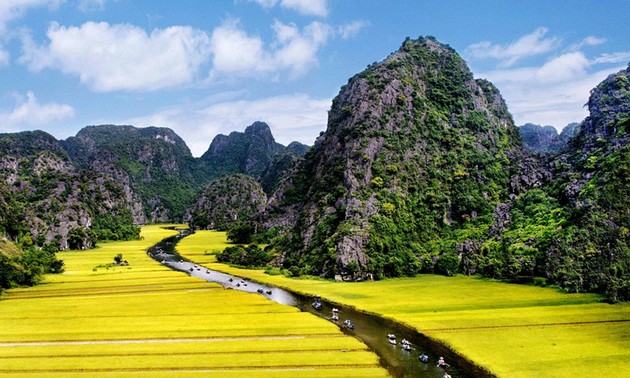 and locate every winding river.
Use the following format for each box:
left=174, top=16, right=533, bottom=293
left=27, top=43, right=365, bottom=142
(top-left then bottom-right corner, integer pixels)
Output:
left=148, top=232, right=490, bottom=378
